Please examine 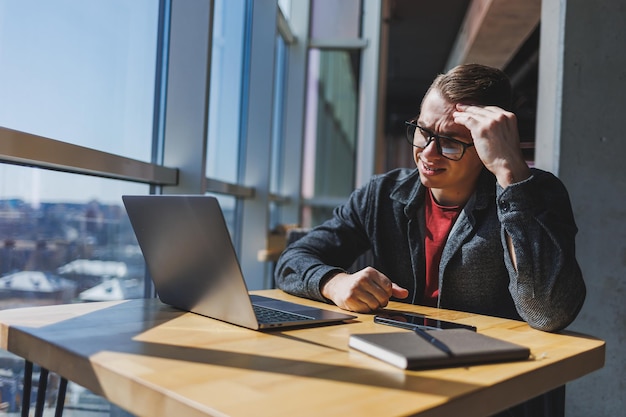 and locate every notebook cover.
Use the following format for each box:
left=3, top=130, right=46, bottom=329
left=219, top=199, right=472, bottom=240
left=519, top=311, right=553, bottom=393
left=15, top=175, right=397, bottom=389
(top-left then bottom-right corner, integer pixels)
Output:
left=349, top=329, right=530, bottom=370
